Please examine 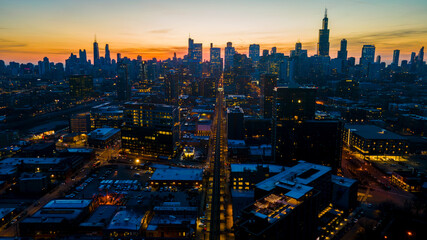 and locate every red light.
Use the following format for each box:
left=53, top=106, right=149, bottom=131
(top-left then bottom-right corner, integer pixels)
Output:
left=407, top=231, right=412, bottom=236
